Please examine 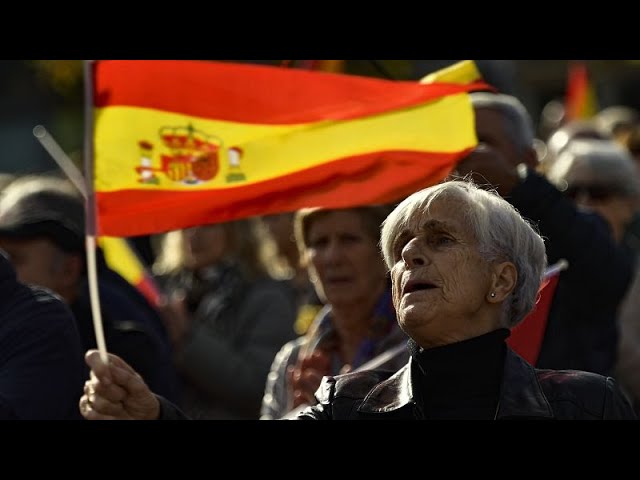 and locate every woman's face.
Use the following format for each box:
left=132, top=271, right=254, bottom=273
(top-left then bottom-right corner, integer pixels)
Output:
left=305, top=211, right=387, bottom=308
left=389, top=197, right=501, bottom=348
left=183, top=224, right=229, bottom=270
